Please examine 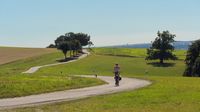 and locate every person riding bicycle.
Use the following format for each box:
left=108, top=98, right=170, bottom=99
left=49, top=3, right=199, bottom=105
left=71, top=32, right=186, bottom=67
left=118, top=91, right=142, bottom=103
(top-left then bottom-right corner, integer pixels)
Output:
left=114, top=64, right=120, bottom=86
